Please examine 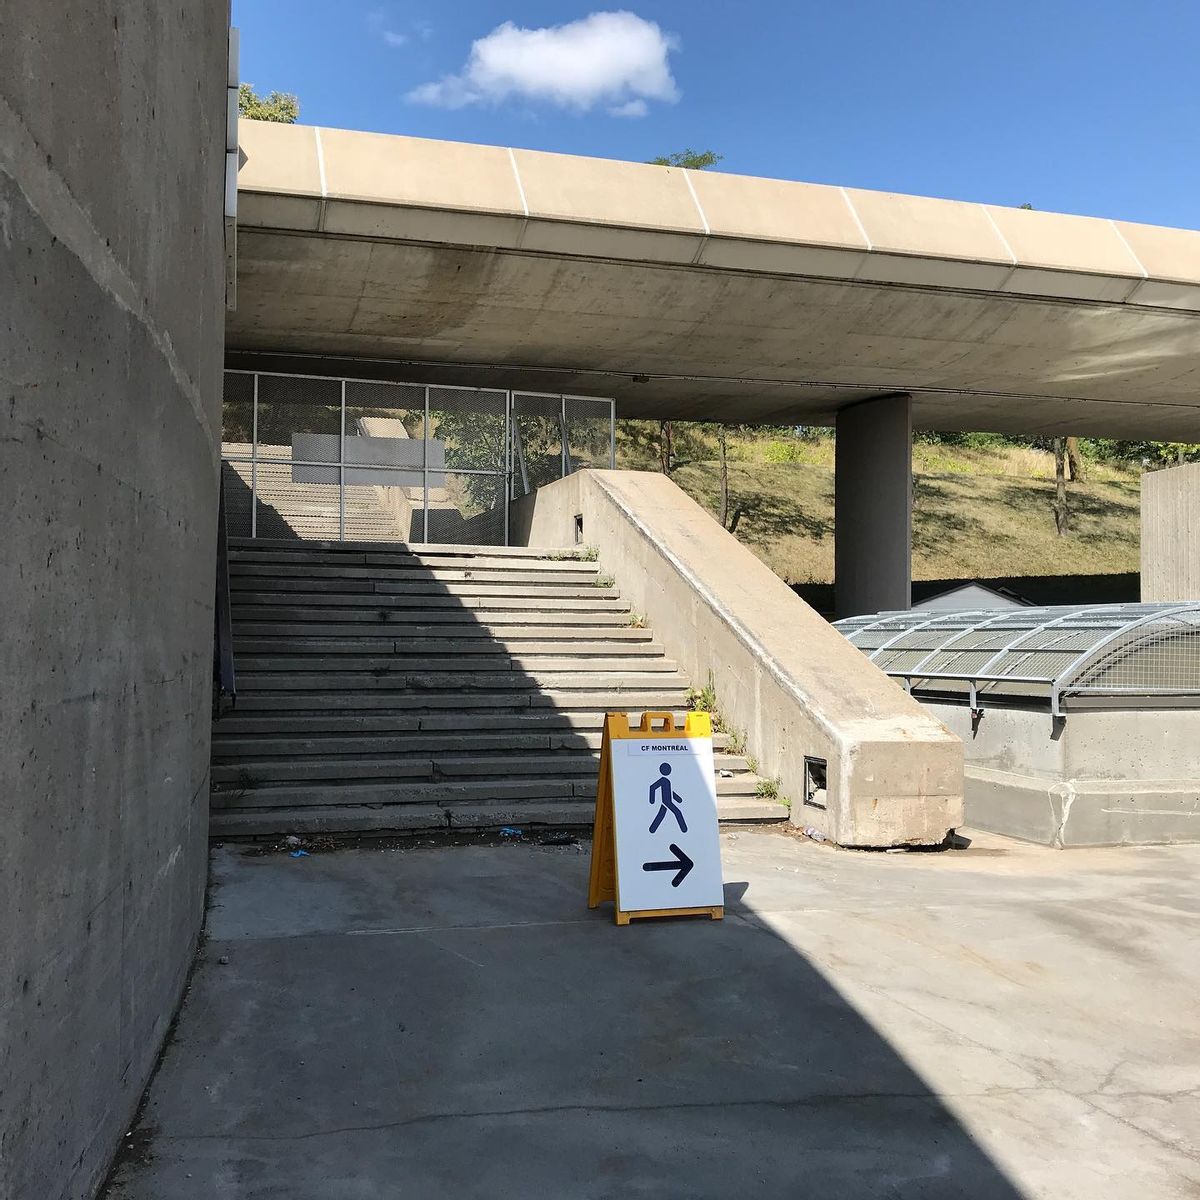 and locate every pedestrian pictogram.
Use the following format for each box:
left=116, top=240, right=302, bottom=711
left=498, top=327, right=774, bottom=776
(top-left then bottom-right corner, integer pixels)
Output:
left=588, top=711, right=724, bottom=925
left=648, top=763, right=688, bottom=834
